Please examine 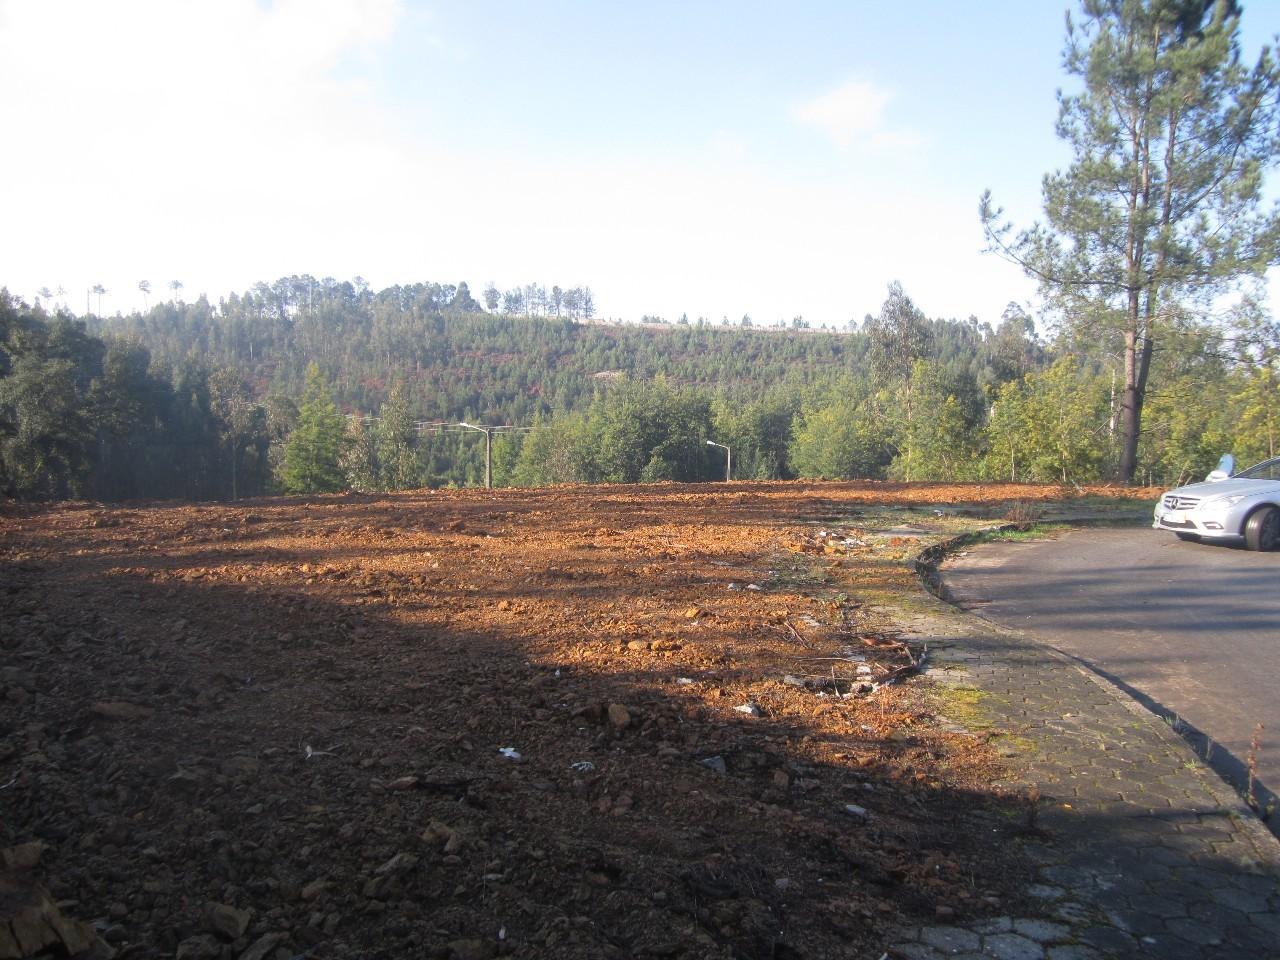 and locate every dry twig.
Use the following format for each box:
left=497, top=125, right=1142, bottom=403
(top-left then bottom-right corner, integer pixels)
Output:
left=783, top=619, right=814, bottom=649
left=1247, top=722, right=1264, bottom=811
